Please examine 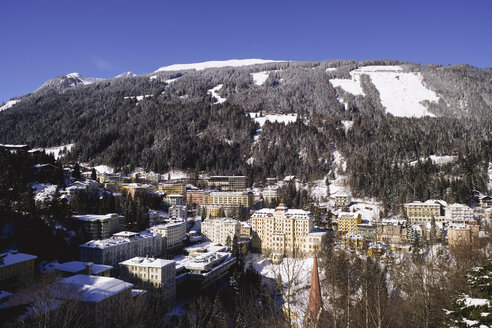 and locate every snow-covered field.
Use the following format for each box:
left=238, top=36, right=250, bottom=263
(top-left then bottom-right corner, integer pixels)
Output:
left=251, top=71, right=270, bottom=86
left=162, top=170, right=189, bottom=180
left=248, top=112, right=297, bottom=141
left=328, top=149, right=350, bottom=197
left=207, top=84, right=226, bottom=104
left=410, top=155, right=458, bottom=166
left=0, top=99, right=20, bottom=112
left=488, top=162, right=492, bottom=192
left=245, top=253, right=315, bottom=327
left=155, top=59, right=284, bottom=72
left=341, top=120, right=353, bottom=132
left=66, top=73, right=99, bottom=85
left=29, top=144, right=74, bottom=160
left=330, top=65, right=440, bottom=118
left=94, top=165, right=114, bottom=174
